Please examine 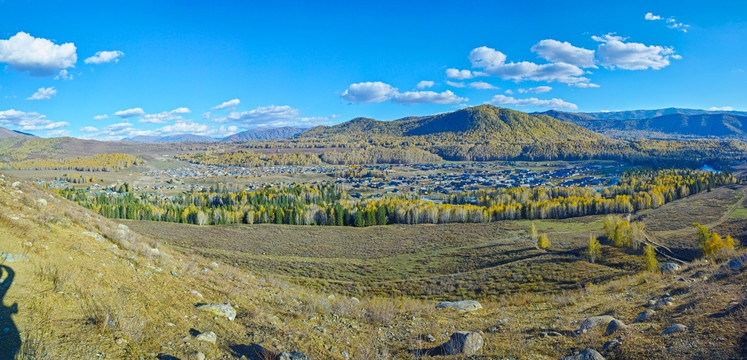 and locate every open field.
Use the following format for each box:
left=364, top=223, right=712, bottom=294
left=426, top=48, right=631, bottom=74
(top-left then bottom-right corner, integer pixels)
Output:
left=122, top=216, right=645, bottom=300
